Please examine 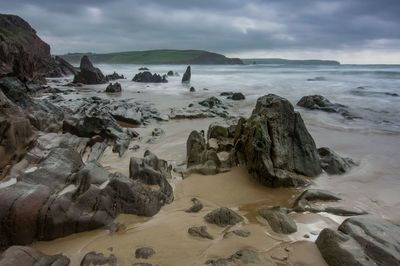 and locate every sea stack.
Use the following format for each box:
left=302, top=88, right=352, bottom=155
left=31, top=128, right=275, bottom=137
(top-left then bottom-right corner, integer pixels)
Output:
left=182, top=66, right=191, bottom=83
left=73, top=55, right=107, bottom=84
